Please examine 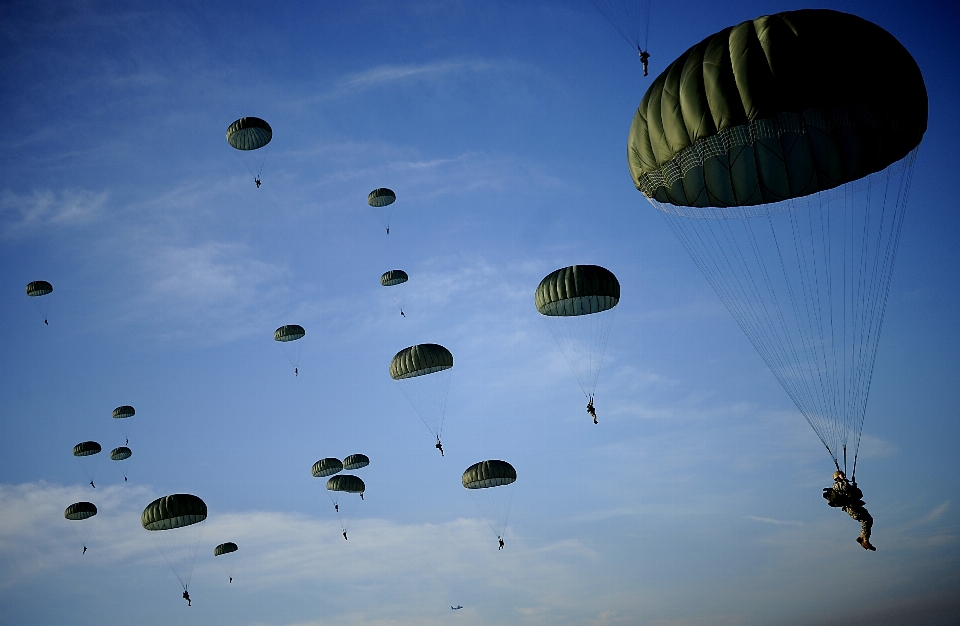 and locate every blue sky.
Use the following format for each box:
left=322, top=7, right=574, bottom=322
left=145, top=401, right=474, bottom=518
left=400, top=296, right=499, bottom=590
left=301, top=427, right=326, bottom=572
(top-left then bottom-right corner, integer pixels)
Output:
left=1, top=1, right=958, bottom=624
